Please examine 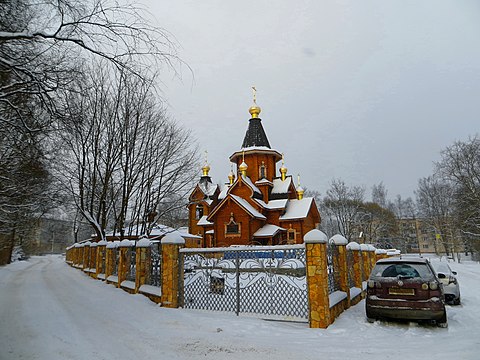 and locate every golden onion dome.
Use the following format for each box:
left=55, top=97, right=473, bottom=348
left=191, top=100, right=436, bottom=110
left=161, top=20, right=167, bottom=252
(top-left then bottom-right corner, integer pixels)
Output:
left=239, top=161, right=248, bottom=171
left=202, top=164, right=210, bottom=176
left=296, top=186, right=304, bottom=200
left=249, top=104, right=261, bottom=118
